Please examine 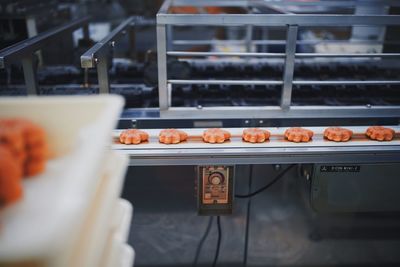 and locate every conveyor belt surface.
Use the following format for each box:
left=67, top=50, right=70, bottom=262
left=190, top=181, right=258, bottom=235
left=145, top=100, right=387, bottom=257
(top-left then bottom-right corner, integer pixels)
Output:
left=112, top=126, right=400, bottom=165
